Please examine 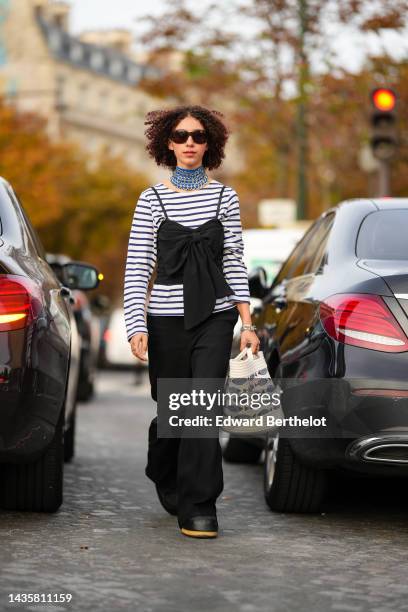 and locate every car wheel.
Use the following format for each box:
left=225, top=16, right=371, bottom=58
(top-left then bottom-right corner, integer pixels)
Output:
left=264, top=432, right=327, bottom=513
left=64, top=408, right=76, bottom=463
left=220, top=432, right=263, bottom=463
left=0, top=409, right=64, bottom=513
